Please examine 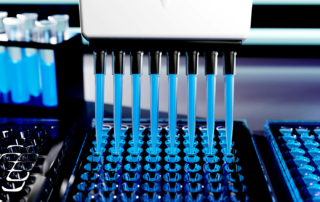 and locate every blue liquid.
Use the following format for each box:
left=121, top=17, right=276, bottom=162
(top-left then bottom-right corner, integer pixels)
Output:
left=132, top=74, right=141, bottom=154
left=169, top=74, right=178, bottom=154
left=95, top=74, right=105, bottom=155
left=40, top=50, right=58, bottom=107
left=24, top=48, right=41, bottom=97
left=8, top=47, right=30, bottom=104
left=114, top=74, right=123, bottom=154
left=225, top=74, right=234, bottom=155
left=150, top=74, right=159, bottom=155
left=207, top=74, right=216, bottom=155
left=188, top=74, right=197, bottom=154
left=0, top=48, right=9, bottom=103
